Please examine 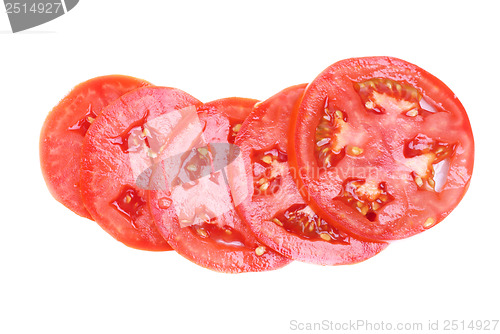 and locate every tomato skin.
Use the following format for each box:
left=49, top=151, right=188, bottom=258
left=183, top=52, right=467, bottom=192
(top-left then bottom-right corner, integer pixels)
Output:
left=289, top=57, right=474, bottom=241
left=148, top=97, right=292, bottom=272
left=81, top=86, right=202, bottom=251
left=40, top=75, right=150, bottom=219
left=230, top=84, right=388, bottom=265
